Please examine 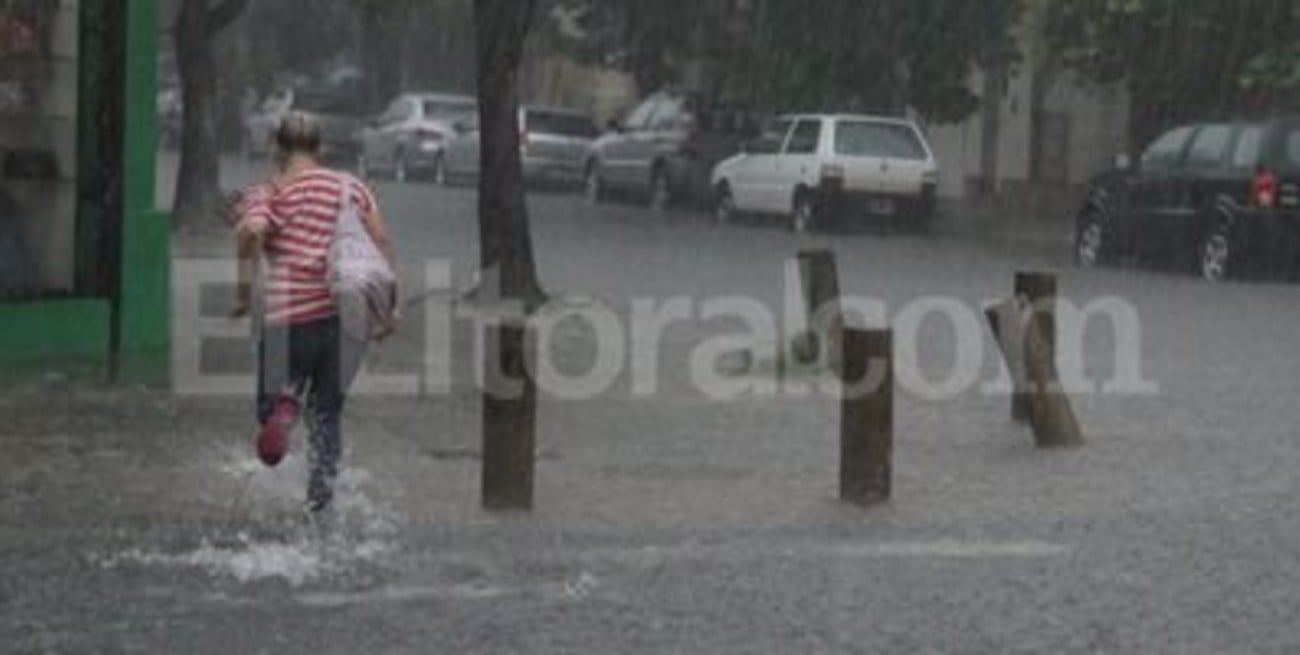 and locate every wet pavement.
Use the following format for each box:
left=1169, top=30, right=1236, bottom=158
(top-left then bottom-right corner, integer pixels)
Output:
left=3, top=158, right=1300, bottom=653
